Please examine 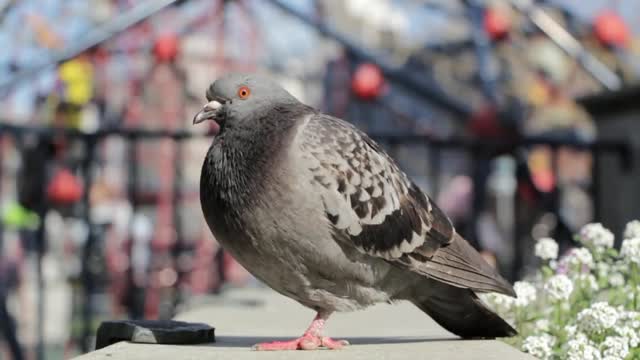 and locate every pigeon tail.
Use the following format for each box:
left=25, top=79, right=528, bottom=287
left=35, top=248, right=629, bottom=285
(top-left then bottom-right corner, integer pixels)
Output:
left=423, top=232, right=516, bottom=297
left=411, top=280, right=517, bottom=339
